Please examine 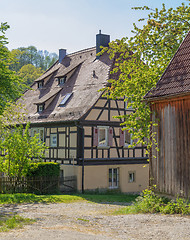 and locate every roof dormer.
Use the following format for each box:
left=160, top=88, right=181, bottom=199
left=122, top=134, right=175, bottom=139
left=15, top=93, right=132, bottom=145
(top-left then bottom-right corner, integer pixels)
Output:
left=34, top=88, right=62, bottom=113
left=38, top=80, right=44, bottom=89
left=37, top=104, right=45, bottom=113
left=57, top=76, right=67, bottom=85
